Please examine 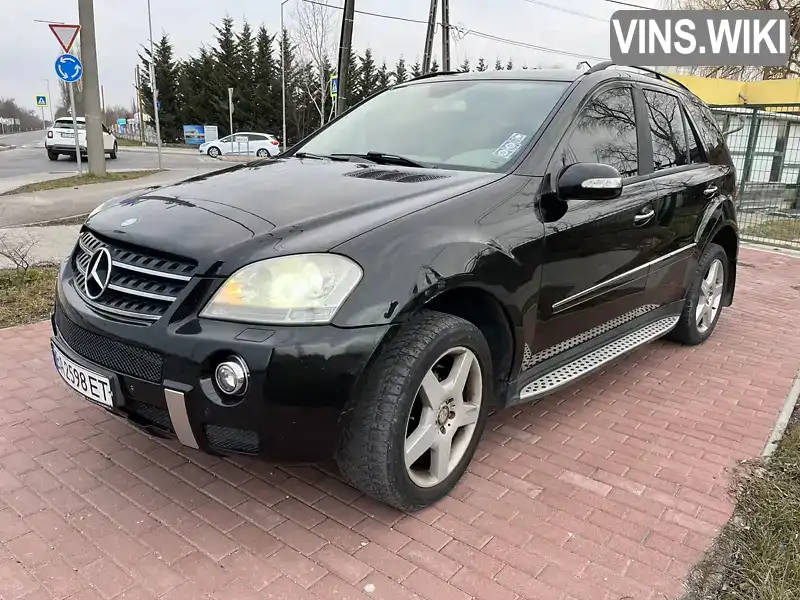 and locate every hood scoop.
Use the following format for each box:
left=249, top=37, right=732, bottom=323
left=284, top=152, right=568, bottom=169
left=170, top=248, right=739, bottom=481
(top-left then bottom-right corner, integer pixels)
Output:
left=344, top=168, right=450, bottom=184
